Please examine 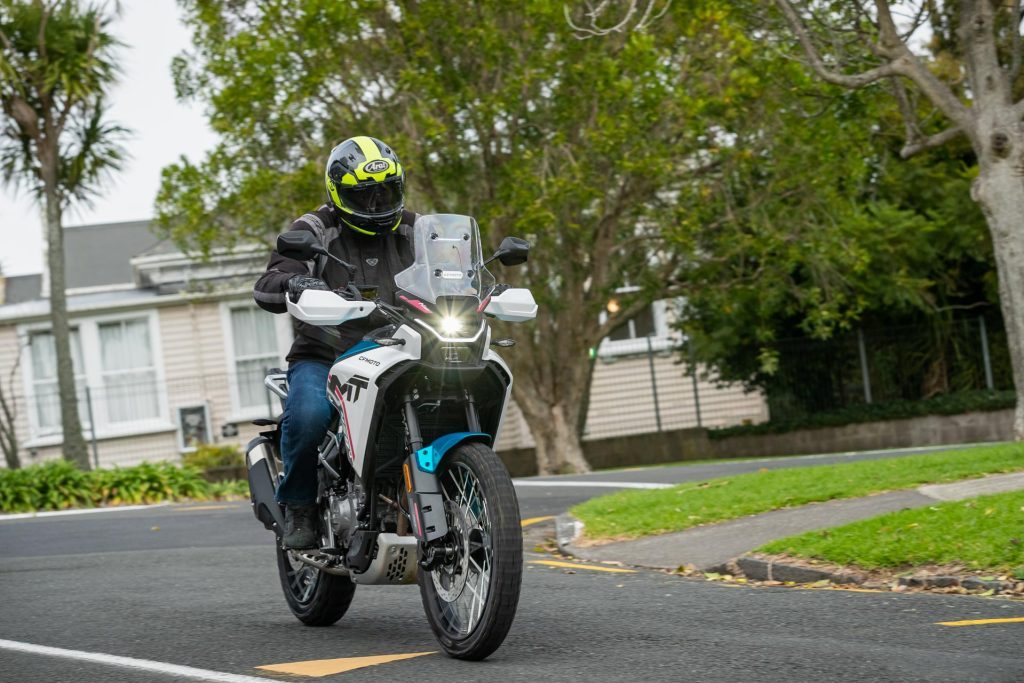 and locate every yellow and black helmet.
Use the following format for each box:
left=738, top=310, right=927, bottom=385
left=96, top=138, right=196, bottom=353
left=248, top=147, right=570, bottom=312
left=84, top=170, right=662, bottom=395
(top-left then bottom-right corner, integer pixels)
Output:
left=324, top=136, right=405, bottom=235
